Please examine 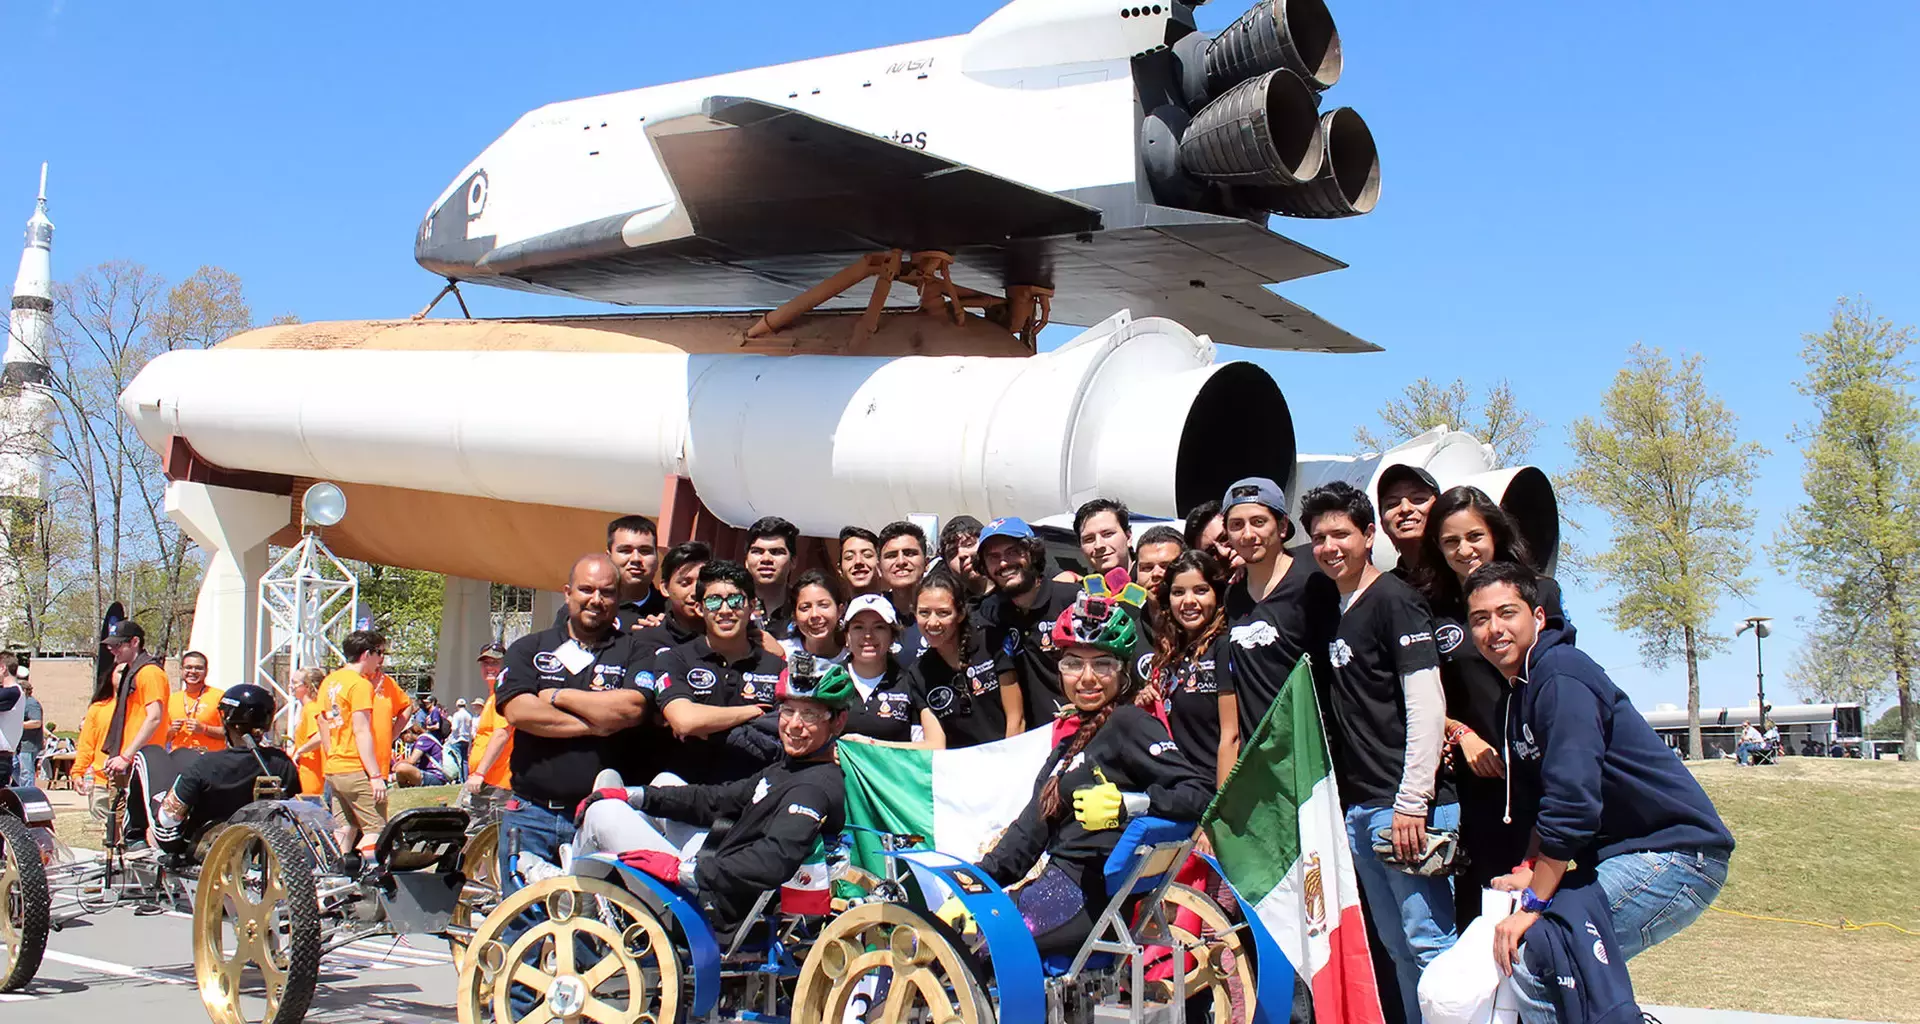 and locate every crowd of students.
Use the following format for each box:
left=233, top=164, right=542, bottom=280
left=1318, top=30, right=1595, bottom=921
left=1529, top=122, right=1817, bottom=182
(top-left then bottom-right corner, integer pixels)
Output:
left=60, top=470, right=1734, bottom=1023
